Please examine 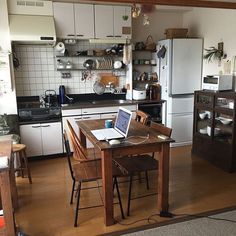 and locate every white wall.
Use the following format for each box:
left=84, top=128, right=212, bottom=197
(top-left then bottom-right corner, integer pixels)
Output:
left=183, top=7, right=236, bottom=81
left=132, top=10, right=184, bottom=43
left=0, top=0, right=17, bottom=114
